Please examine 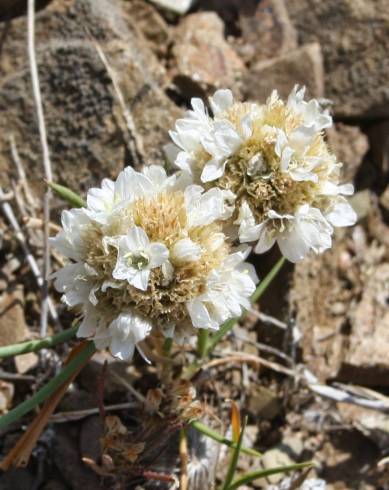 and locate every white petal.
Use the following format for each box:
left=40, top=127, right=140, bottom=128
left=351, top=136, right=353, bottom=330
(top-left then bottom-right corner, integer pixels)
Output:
left=277, top=227, right=310, bottom=262
left=200, top=159, right=226, bottom=182
left=130, top=269, right=150, bottom=291
left=186, top=299, right=217, bottom=330
left=77, top=307, right=98, bottom=338
left=148, top=242, right=169, bottom=268
left=161, top=261, right=174, bottom=285
left=185, top=186, right=225, bottom=227
left=126, top=226, right=149, bottom=251
left=164, top=142, right=180, bottom=165
left=115, top=166, right=153, bottom=202
left=254, top=223, right=276, bottom=254
left=235, top=201, right=262, bottom=243
left=326, top=200, right=357, bottom=227
left=240, top=113, right=253, bottom=140
left=171, top=238, right=202, bottom=263
left=210, top=89, right=233, bottom=115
